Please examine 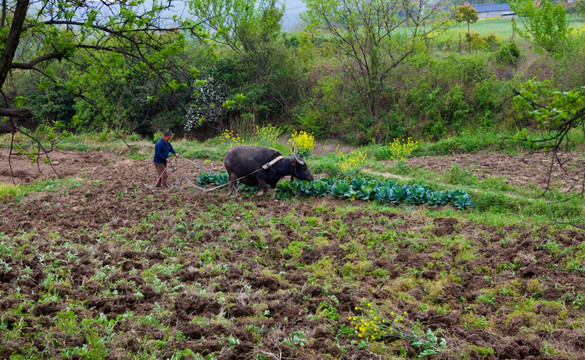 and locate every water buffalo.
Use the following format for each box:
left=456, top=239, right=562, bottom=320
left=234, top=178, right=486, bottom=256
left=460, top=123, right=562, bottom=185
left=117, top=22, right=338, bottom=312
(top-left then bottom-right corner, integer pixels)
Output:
left=223, top=145, right=314, bottom=199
